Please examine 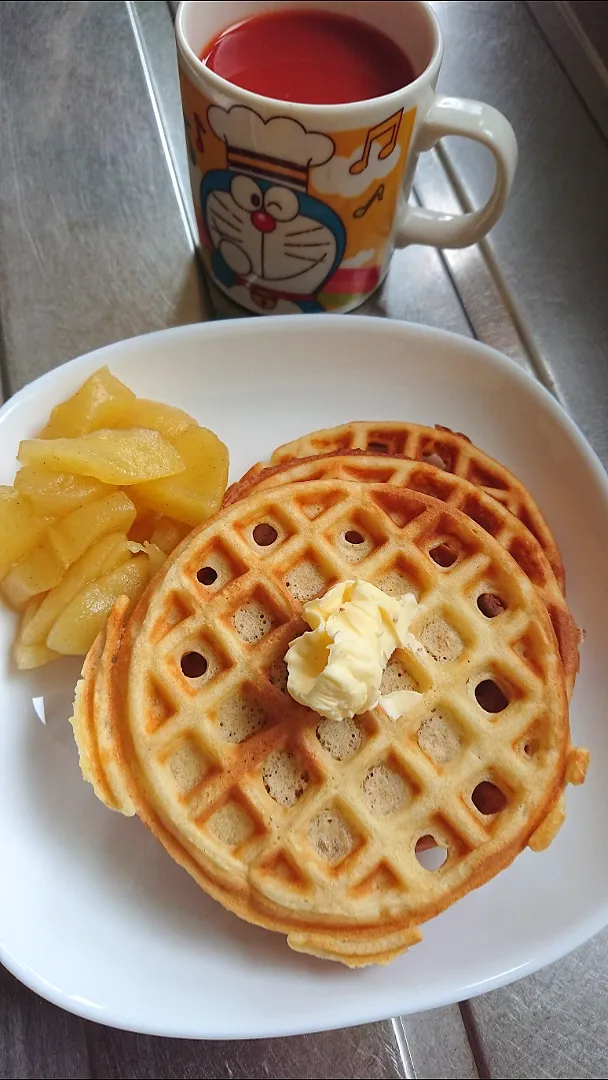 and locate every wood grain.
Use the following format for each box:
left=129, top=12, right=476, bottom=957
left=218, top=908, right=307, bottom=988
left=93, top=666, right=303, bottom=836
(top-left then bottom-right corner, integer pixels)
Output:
left=0, top=0, right=207, bottom=396
left=0, top=968, right=88, bottom=1080
left=86, top=1022, right=409, bottom=1080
